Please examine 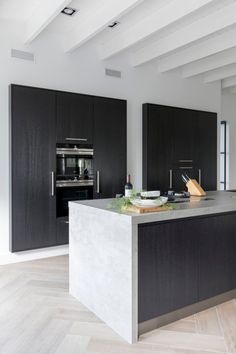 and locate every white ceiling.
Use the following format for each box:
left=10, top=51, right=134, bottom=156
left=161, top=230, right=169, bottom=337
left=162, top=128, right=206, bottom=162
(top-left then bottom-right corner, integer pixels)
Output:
left=2, top=0, right=236, bottom=93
